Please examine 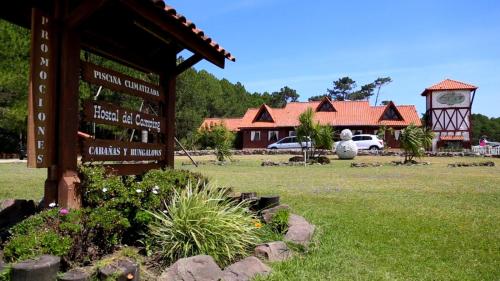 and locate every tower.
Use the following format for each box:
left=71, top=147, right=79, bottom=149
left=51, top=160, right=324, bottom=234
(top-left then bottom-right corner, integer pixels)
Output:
left=421, top=79, right=478, bottom=151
